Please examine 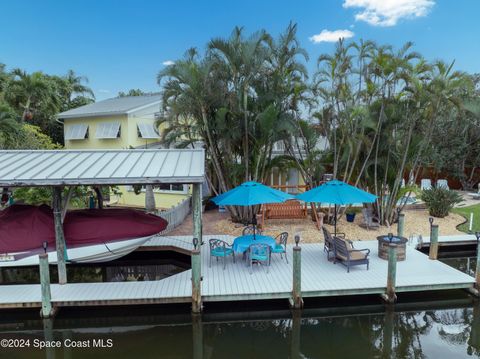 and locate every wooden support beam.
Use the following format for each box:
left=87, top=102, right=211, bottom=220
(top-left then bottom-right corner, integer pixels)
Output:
left=191, top=313, right=203, bottom=359
left=53, top=187, right=67, bottom=284
left=192, top=183, right=203, bottom=248
left=397, top=213, right=405, bottom=238
left=39, top=253, right=55, bottom=318
left=381, top=244, right=397, bottom=304
left=290, top=235, right=303, bottom=309
left=429, top=224, right=439, bottom=260
left=191, top=243, right=202, bottom=313
left=191, top=183, right=203, bottom=313
left=61, top=186, right=74, bottom=222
